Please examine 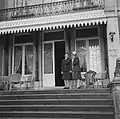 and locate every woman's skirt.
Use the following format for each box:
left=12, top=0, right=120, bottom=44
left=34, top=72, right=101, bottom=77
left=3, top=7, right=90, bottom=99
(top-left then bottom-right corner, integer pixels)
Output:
left=72, top=71, right=81, bottom=80
left=62, top=71, right=72, bottom=80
